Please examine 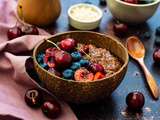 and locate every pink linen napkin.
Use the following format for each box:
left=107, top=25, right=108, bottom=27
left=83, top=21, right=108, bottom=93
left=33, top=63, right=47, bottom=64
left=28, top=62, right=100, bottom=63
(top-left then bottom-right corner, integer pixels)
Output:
left=0, top=0, right=77, bottom=120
